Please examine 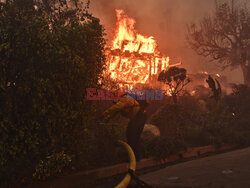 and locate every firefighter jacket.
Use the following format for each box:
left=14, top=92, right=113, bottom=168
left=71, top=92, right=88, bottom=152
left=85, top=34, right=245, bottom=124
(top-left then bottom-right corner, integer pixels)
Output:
left=103, top=94, right=140, bottom=121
